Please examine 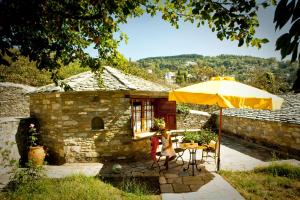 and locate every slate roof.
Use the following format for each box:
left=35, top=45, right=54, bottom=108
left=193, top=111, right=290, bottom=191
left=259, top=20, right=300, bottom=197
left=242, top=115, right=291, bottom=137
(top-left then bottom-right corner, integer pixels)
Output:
left=33, top=66, right=170, bottom=93
left=222, top=94, right=300, bottom=125
left=0, top=82, right=36, bottom=92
